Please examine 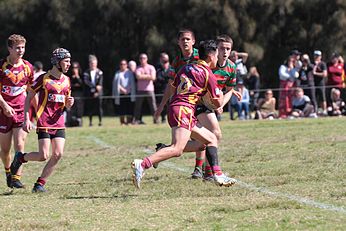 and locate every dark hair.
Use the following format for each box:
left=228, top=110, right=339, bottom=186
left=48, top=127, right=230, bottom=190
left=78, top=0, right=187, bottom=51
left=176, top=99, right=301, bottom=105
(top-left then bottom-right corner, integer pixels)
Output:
left=216, top=34, right=233, bottom=45
left=177, top=28, right=195, bottom=40
left=34, top=61, right=43, bottom=70
left=198, top=40, right=218, bottom=60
